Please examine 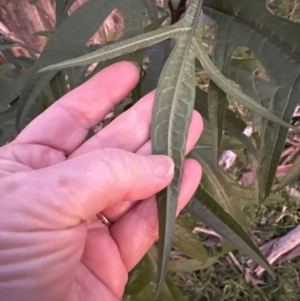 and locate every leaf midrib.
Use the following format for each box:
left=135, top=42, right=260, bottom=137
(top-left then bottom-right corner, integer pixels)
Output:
left=39, top=25, right=191, bottom=71
left=167, top=3, right=203, bottom=153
